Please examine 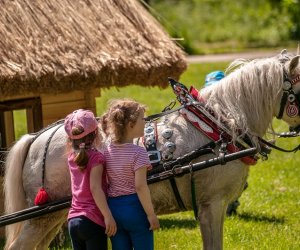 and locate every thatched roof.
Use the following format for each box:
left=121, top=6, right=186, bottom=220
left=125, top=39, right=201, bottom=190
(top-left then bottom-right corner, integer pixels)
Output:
left=0, top=0, right=187, bottom=98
